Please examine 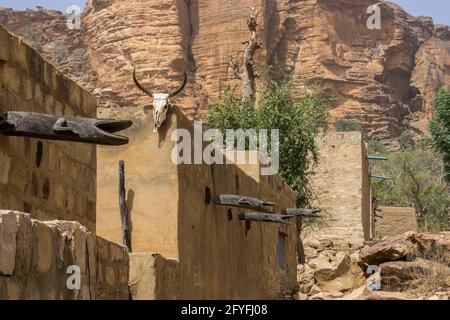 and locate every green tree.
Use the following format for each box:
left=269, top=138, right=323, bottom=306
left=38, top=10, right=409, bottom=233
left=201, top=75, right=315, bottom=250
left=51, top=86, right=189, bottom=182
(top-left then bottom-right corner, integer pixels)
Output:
left=206, top=80, right=330, bottom=206
left=429, top=89, right=450, bottom=182
left=372, top=148, right=450, bottom=232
